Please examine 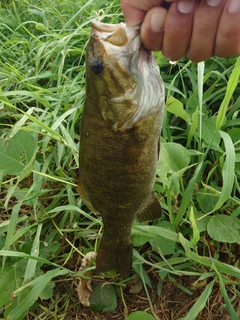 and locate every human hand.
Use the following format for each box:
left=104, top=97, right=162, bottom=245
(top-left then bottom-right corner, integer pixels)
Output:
left=121, top=0, right=240, bottom=62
